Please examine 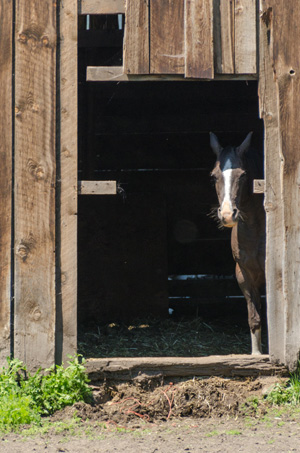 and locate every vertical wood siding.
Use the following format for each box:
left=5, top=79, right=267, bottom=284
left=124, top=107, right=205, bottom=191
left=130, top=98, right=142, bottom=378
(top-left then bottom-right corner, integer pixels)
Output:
left=259, top=0, right=300, bottom=369
left=270, top=0, right=300, bottom=370
left=214, top=0, right=257, bottom=75
left=150, top=0, right=185, bottom=74
left=0, top=0, right=13, bottom=364
left=259, top=2, right=285, bottom=364
left=58, top=0, right=78, bottom=364
left=234, top=0, right=257, bottom=74
left=124, top=0, right=149, bottom=74
left=14, top=0, right=56, bottom=370
left=185, top=0, right=214, bottom=79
